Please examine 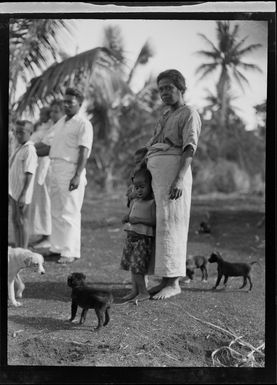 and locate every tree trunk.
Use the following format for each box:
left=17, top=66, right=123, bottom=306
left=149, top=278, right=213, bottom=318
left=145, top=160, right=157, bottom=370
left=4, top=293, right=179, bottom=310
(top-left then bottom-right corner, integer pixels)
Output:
left=103, top=166, right=114, bottom=193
